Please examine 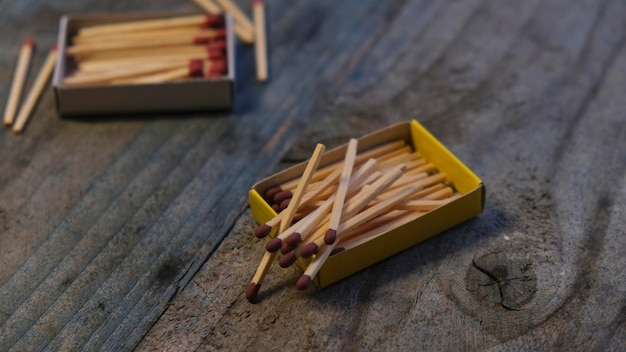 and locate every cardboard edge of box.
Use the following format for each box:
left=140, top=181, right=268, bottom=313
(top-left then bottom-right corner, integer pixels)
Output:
left=249, top=120, right=486, bottom=288
left=53, top=12, right=236, bottom=116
